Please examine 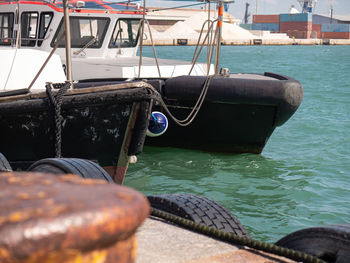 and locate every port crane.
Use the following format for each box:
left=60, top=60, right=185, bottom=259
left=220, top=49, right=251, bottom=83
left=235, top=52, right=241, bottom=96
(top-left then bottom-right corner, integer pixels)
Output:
left=243, top=2, right=250, bottom=24
left=297, top=0, right=317, bottom=13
